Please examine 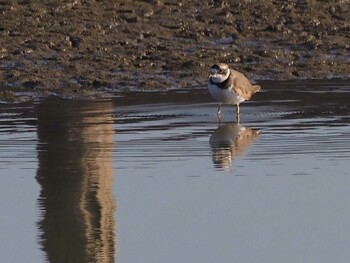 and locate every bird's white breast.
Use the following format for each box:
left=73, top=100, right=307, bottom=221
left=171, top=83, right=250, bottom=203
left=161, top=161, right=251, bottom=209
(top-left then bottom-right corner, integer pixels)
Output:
left=208, top=82, right=245, bottom=105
